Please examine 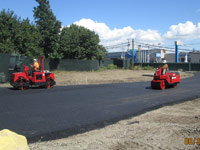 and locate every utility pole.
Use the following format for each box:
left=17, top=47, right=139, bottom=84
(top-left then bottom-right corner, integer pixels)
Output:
left=127, top=39, right=130, bottom=51
left=147, top=46, right=150, bottom=63
left=132, top=39, right=134, bottom=66
left=123, top=48, right=126, bottom=69
left=127, top=39, right=130, bottom=68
